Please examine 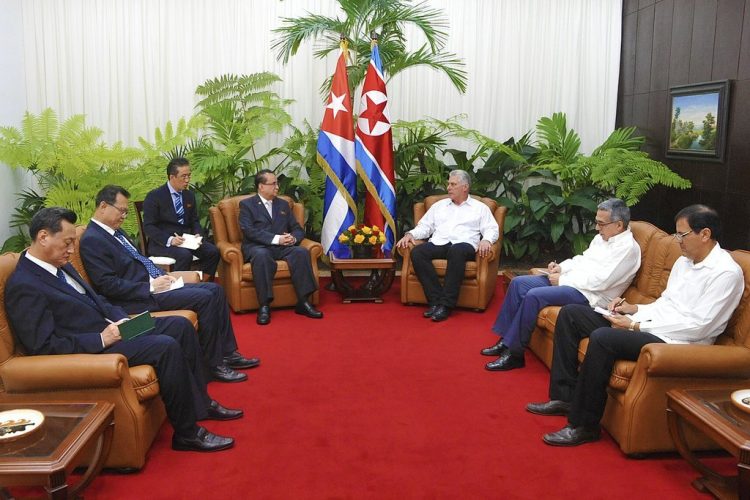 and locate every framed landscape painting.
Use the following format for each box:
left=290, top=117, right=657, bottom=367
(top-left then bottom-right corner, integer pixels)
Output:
left=666, top=80, right=730, bottom=162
